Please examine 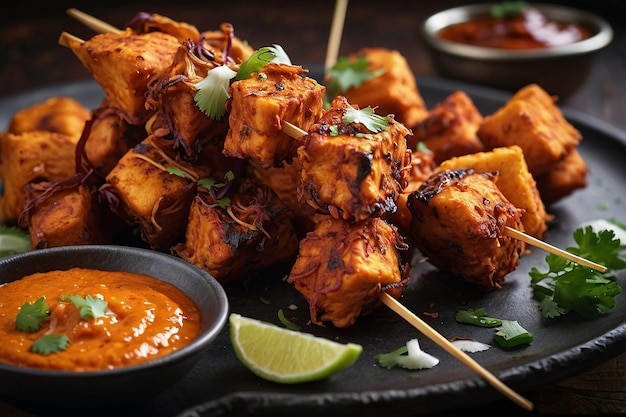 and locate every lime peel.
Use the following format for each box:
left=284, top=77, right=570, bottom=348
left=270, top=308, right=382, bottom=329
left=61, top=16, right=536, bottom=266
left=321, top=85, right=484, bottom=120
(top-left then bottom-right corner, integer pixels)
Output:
left=229, top=313, right=362, bottom=384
